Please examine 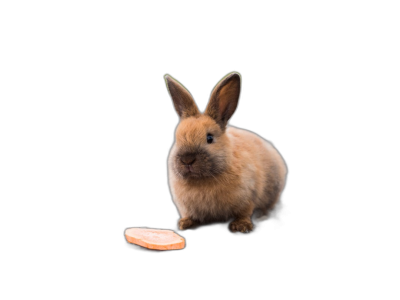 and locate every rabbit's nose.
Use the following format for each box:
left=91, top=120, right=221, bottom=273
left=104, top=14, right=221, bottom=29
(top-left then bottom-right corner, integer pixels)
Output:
left=180, top=153, right=196, bottom=165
